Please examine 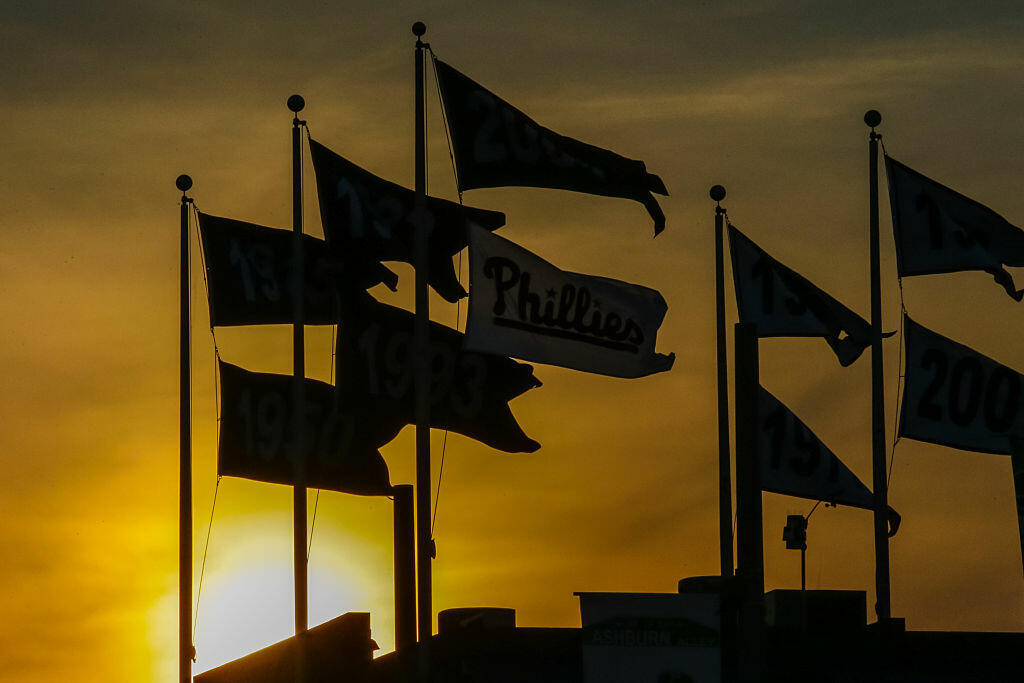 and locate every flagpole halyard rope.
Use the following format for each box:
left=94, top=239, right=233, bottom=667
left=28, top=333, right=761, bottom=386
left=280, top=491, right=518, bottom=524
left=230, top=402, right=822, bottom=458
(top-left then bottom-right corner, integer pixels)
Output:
left=720, top=210, right=739, bottom=555
left=428, top=47, right=463, bottom=204
left=882, top=145, right=901, bottom=603
left=192, top=476, right=221, bottom=642
left=308, top=322, right=337, bottom=561
left=189, top=201, right=225, bottom=649
left=307, top=490, right=320, bottom=562
left=888, top=278, right=907, bottom=486
left=295, top=119, right=324, bottom=565
left=426, top=45, right=466, bottom=536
